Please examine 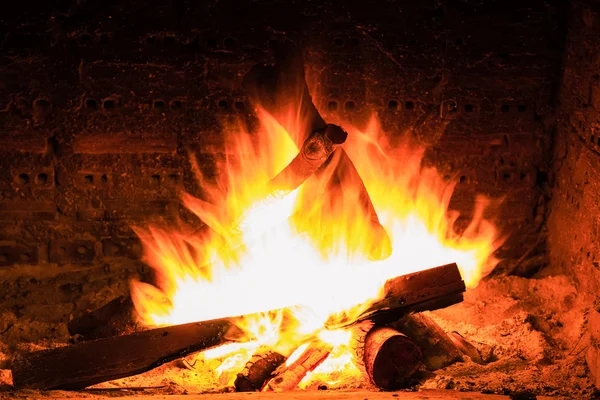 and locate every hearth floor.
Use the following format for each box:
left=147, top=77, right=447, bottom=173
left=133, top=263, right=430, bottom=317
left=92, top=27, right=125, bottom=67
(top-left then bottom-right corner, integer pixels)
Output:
left=0, top=390, right=562, bottom=400
left=1, top=262, right=598, bottom=398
